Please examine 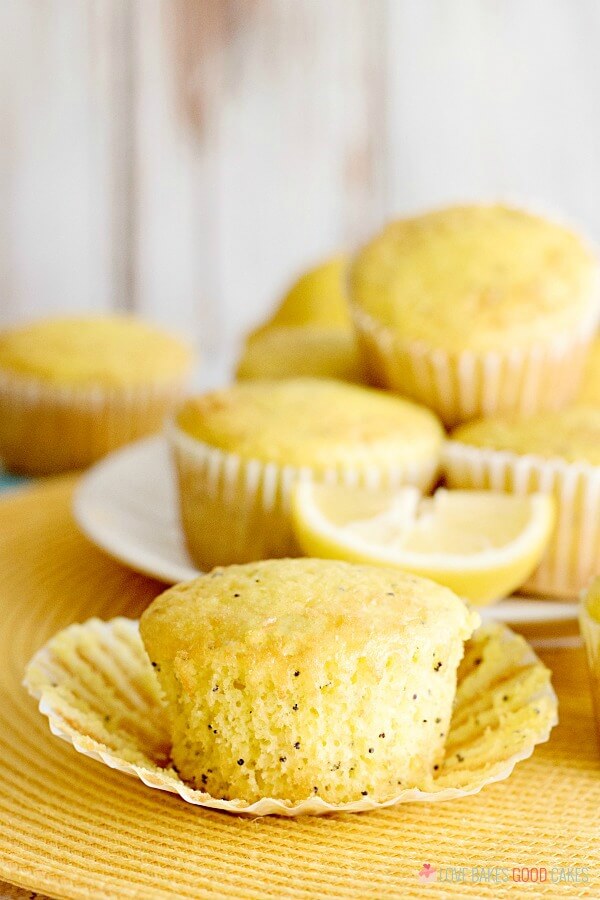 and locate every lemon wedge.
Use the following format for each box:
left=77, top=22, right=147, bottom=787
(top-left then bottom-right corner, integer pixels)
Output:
left=291, top=484, right=555, bottom=605
left=236, top=326, right=363, bottom=383
left=250, top=256, right=349, bottom=338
